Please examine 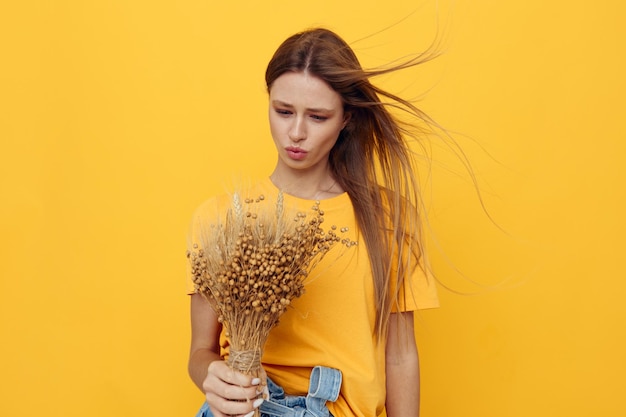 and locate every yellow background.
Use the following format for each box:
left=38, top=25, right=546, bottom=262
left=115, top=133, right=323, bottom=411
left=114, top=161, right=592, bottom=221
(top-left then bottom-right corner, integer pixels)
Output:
left=1, top=1, right=624, bottom=416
